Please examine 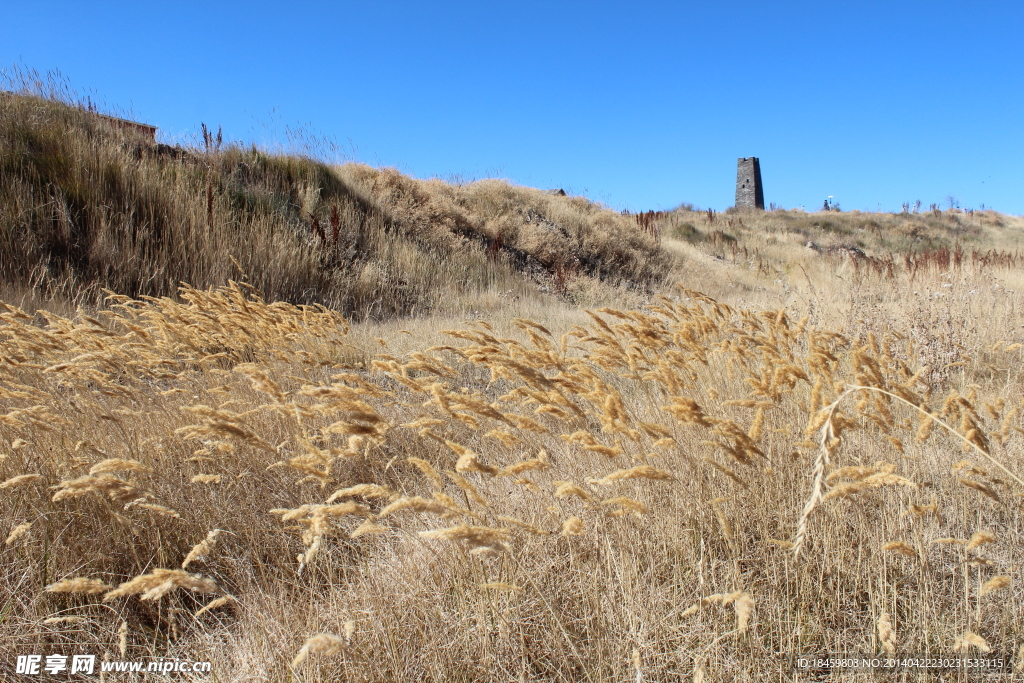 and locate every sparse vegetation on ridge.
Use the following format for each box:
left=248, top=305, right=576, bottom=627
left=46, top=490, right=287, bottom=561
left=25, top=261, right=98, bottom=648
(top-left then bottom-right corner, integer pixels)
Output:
left=0, top=87, right=667, bottom=320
